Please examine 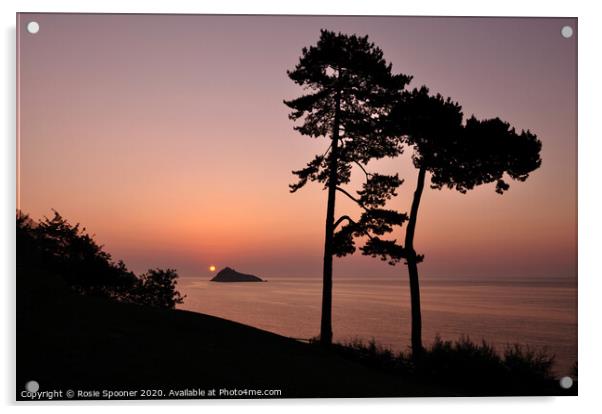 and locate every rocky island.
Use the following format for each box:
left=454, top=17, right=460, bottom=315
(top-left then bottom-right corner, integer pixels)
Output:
left=210, top=267, right=265, bottom=282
